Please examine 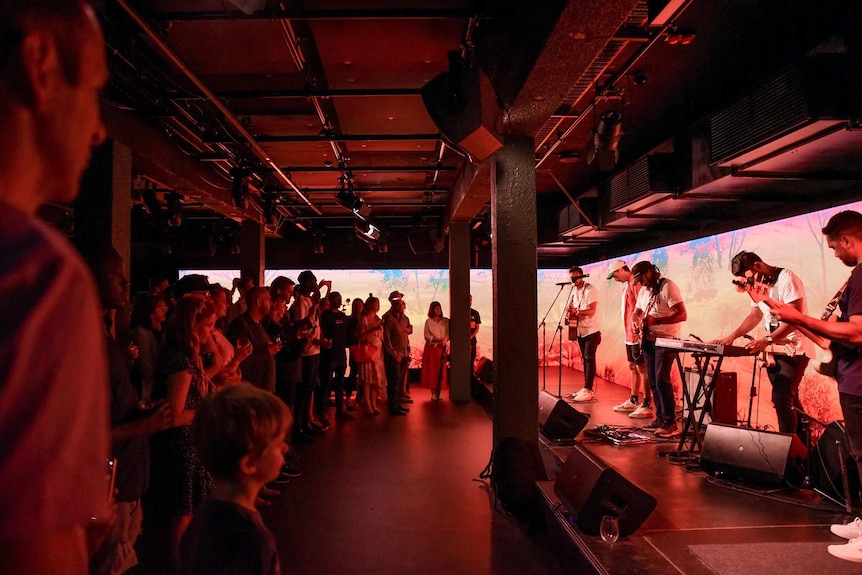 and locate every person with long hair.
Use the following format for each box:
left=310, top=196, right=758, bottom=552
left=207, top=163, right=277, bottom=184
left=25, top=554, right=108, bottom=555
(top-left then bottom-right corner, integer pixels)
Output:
left=206, top=284, right=252, bottom=387
left=356, top=296, right=386, bottom=414
left=148, top=296, right=218, bottom=572
left=345, top=297, right=364, bottom=408
left=422, top=301, right=450, bottom=400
